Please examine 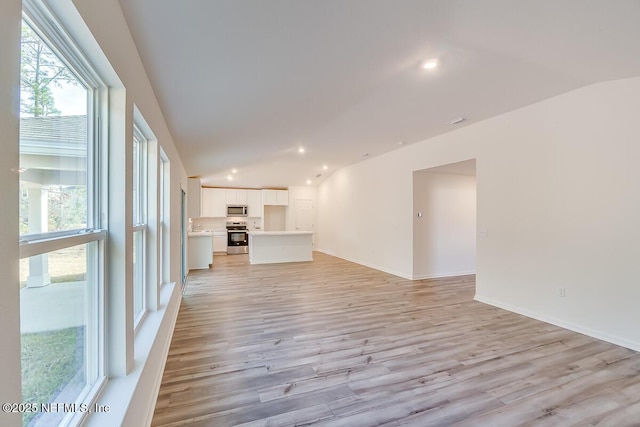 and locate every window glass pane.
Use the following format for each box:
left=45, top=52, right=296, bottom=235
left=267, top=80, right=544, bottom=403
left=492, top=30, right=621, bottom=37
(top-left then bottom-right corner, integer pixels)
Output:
left=133, top=229, right=145, bottom=320
left=19, top=21, right=88, bottom=236
left=19, top=242, right=99, bottom=427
